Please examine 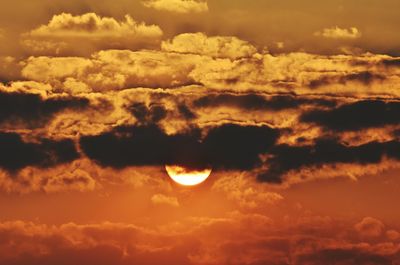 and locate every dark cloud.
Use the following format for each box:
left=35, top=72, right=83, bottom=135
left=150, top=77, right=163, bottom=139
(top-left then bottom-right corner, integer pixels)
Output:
left=296, top=248, right=393, bottom=265
left=0, top=132, right=79, bottom=172
left=301, top=100, right=400, bottom=131
left=80, top=125, right=207, bottom=169
left=380, top=58, right=400, bottom=67
left=308, top=71, right=386, bottom=89
left=193, top=94, right=335, bottom=111
left=80, top=124, right=279, bottom=171
left=0, top=91, right=89, bottom=128
left=177, top=104, right=197, bottom=120
left=128, top=102, right=197, bottom=123
left=203, top=124, right=279, bottom=170
left=260, top=139, right=400, bottom=182
left=127, top=102, right=167, bottom=125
